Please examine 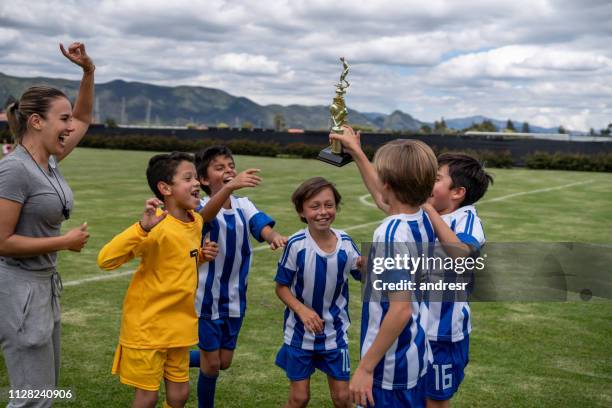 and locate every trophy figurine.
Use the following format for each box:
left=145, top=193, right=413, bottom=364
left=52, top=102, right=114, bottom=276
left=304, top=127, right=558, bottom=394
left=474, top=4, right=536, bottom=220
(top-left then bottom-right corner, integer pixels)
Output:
left=317, top=57, right=353, bottom=167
